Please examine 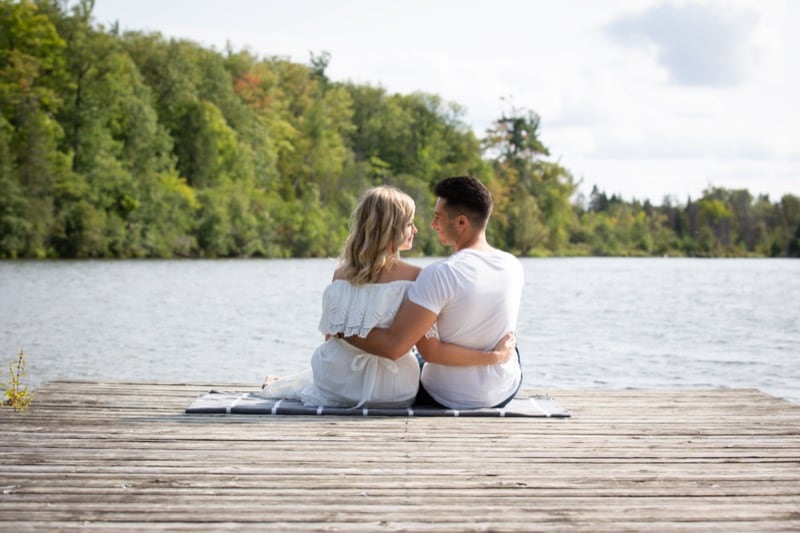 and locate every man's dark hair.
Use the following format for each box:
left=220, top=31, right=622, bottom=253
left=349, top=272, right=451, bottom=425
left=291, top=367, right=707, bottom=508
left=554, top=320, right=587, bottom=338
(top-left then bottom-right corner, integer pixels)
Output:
left=434, top=176, right=493, bottom=228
